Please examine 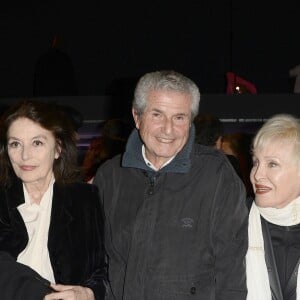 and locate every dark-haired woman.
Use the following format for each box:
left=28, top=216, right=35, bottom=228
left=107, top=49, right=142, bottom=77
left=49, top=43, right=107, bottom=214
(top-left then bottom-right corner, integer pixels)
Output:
left=0, top=100, right=106, bottom=300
